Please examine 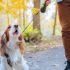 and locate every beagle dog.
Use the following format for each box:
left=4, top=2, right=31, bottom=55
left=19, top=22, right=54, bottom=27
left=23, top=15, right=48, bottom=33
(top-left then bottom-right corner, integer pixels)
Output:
left=1, top=23, right=29, bottom=70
